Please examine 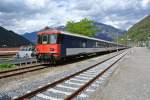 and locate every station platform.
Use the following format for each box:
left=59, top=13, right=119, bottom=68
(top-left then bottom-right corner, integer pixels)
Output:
left=90, top=47, right=150, bottom=100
